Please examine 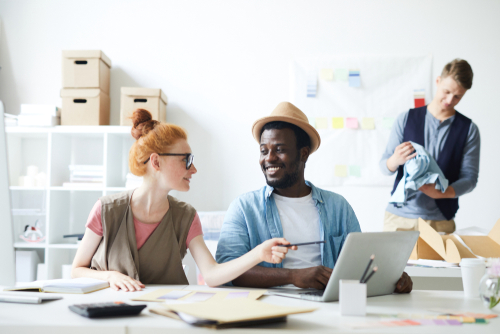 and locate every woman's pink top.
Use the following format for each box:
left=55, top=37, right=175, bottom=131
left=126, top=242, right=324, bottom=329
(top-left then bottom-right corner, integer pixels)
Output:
left=85, top=200, right=203, bottom=250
